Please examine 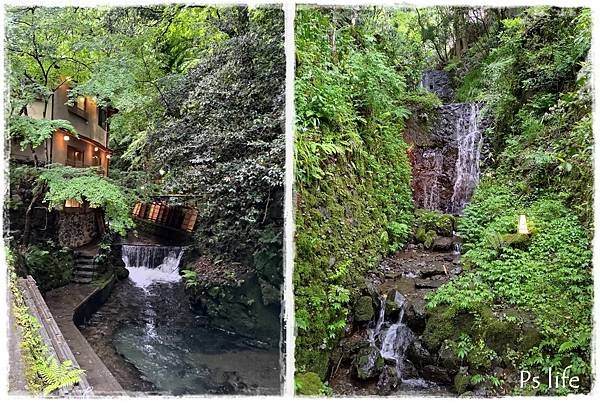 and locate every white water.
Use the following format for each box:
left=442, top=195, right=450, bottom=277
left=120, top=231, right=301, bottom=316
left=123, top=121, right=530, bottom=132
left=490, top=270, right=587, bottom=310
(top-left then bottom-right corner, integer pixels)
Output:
left=421, top=149, right=444, bottom=211
left=122, top=245, right=185, bottom=289
left=450, top=103, right=483, bottom=214
left=366, top=291, right=413, bottom=377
